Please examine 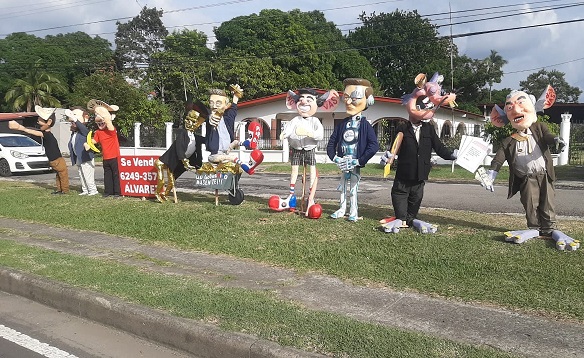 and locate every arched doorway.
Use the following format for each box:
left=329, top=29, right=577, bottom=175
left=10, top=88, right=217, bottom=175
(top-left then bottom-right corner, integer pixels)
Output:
left=374, top=117, right=407, bottom=150
left=440, top=120, right=453, bottom=140
left=238, top=118, right=270, bottom=149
